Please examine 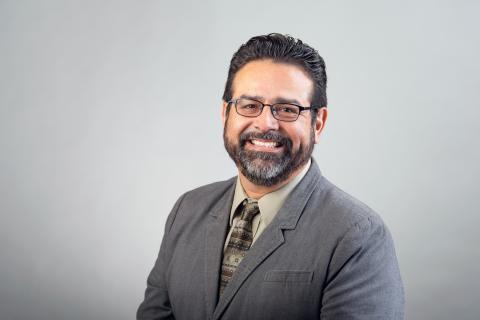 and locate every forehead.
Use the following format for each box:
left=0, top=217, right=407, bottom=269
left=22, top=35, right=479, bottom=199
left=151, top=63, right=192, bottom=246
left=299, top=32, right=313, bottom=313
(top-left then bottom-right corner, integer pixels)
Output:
left=232, top=59, right=314, bottom=105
